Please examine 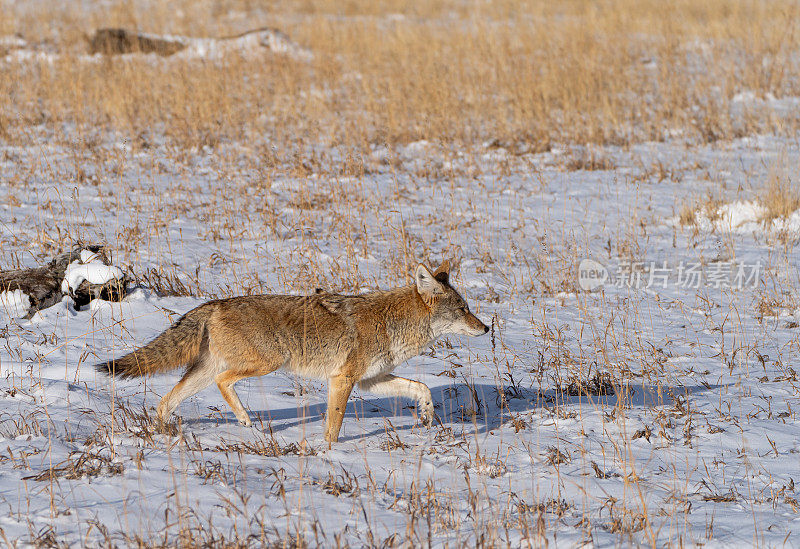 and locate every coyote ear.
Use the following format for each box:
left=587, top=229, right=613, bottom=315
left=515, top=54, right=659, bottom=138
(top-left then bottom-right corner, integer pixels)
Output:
left=416, top=264, right=445, bottom=297
left=433, top=259, right=451, bottom=283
